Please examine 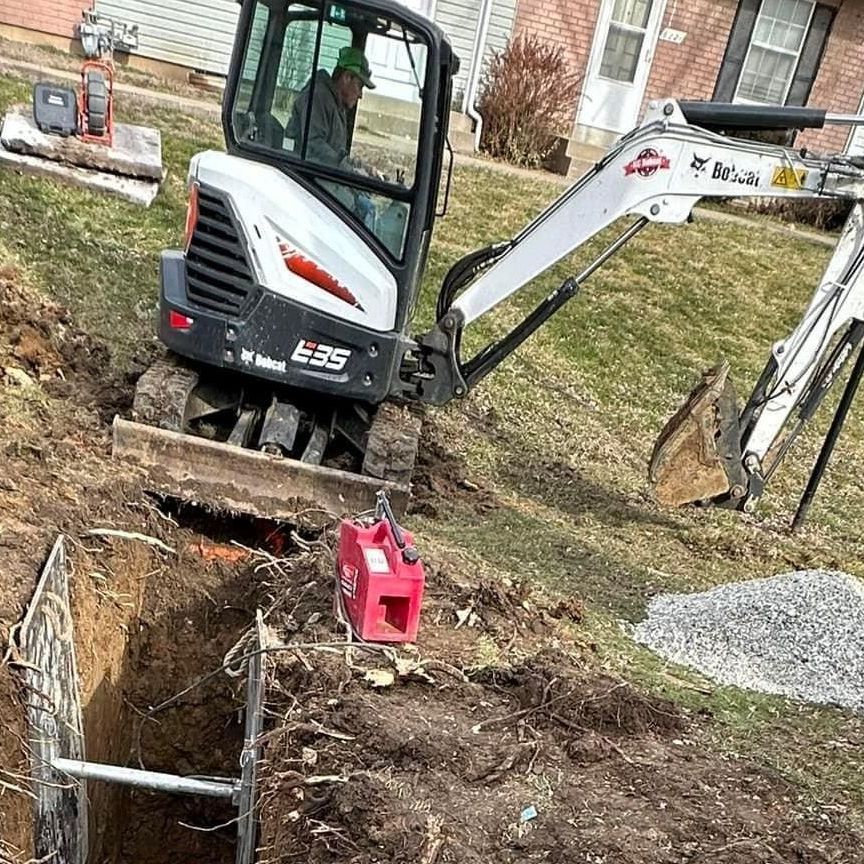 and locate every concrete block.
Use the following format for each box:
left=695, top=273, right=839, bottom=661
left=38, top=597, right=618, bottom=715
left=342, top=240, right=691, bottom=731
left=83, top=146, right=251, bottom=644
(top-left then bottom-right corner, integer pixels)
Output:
left=0, top=145, right=160, bottom=206
left=447, top=111, right=474, bottom=134
left=448, top=128, right=476, bottom=155
left=1, top=108, right=163, bottom=181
